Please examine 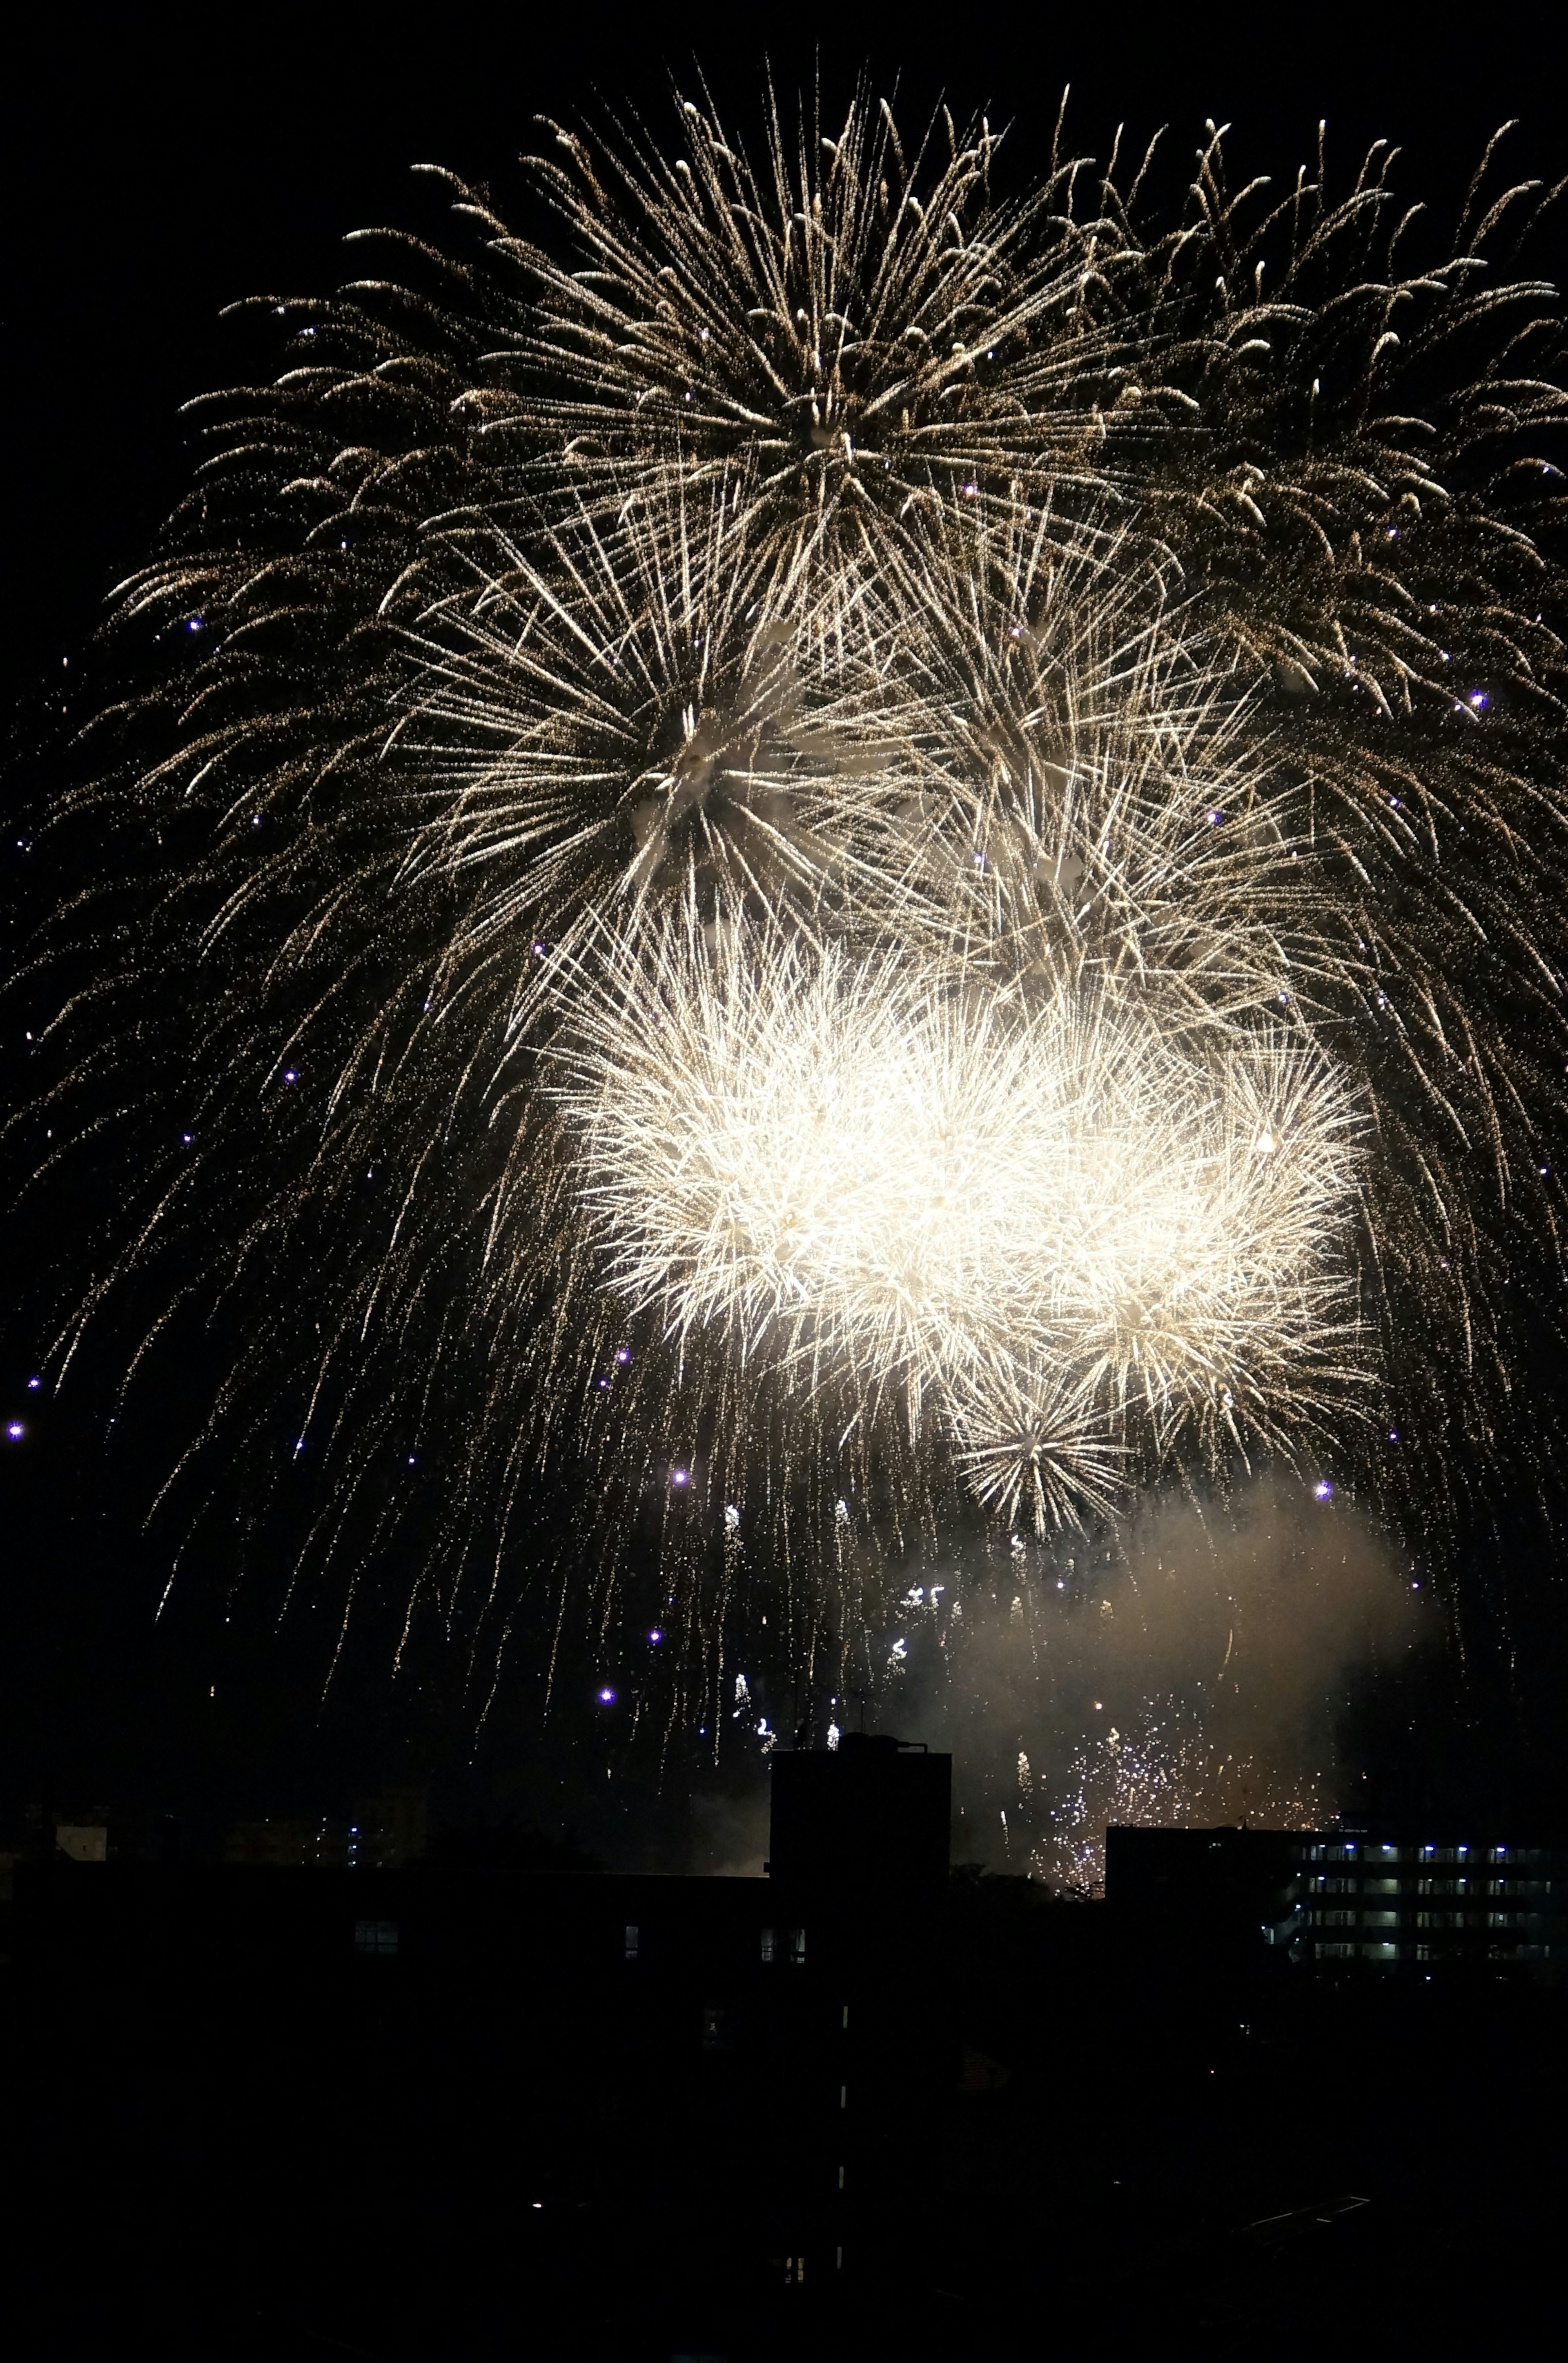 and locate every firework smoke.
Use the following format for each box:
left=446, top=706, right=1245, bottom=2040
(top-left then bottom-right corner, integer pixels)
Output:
left=878, top=1478, right=1432, bottom=1890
